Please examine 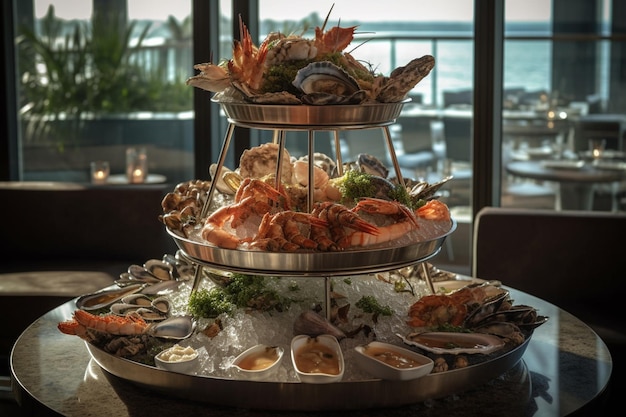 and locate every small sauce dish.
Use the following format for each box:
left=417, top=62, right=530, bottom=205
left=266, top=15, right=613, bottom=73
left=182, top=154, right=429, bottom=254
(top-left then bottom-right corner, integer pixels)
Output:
left=354, top=341, right=434, bottom=381
left=291, top=334, right=344, bottom=384
left=231, top=344, right=284, bottom=381
left=154, top=344, right=199, bottom=374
